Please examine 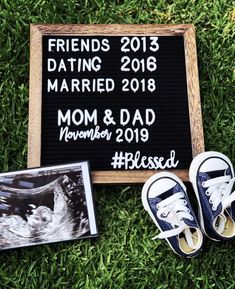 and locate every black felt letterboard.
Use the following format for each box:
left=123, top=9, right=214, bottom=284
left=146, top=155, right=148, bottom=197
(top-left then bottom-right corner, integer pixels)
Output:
left=28, top=24, right=204, bottom=183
